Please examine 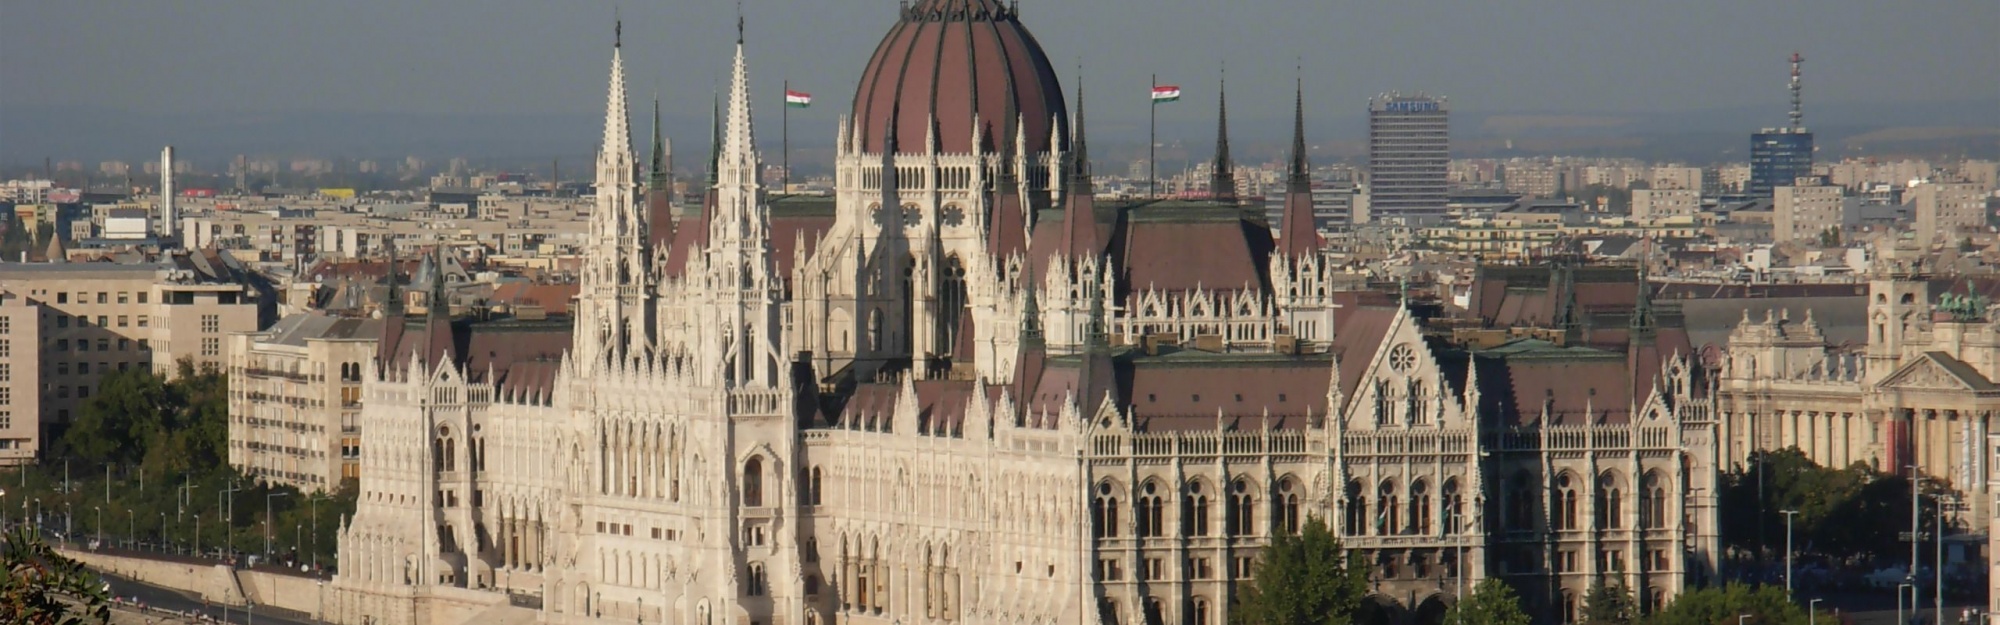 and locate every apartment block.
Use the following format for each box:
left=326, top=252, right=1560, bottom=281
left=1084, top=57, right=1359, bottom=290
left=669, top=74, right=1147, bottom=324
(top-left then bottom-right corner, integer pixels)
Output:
left=228, top=314, right=382, bottom=493
left=0, top=290, right=39, bottom=465
left=1913, top=181, right=1991, bottom=247
left=1773, top=177, right=1847, bottom=244
left=0, top=255, right=264, bottom=450
left=1631, top=189, right=1703, bottom=220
